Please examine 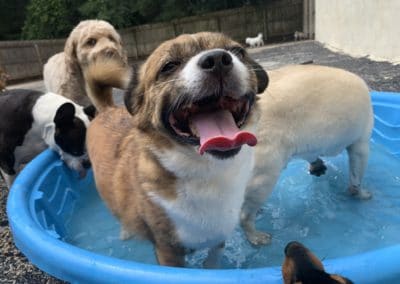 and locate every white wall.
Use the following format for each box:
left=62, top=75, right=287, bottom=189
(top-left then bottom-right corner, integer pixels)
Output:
left=315, top=0, right=400, bottom=64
